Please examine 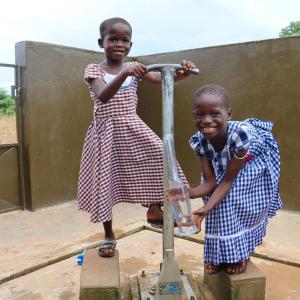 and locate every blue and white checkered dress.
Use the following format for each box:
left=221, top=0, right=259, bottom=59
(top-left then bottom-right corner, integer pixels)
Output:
left=189, top=118, right=282, bottom=264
